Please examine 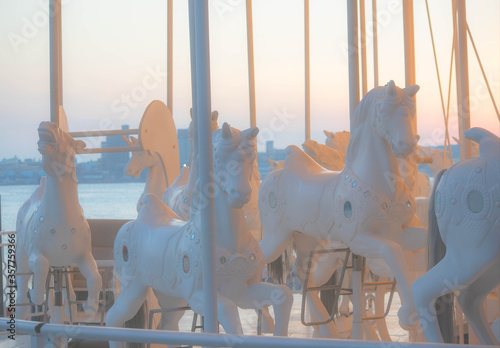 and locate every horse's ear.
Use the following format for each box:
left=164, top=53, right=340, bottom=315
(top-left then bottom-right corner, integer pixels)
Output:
left=403, top=85, right=420, bottom=97
left=122, top=135, right=134, bottom=147
left=222, top=122, right=232, bottom=139
left=323, top=130, right=330, bottom=138
left=386, top=80, right=396, bottom=96
left=74, top=140, right=86, bottom=152
left=211, top=110, right=219, bottom=121
left=241, top=127, right=259, bottom=141
left=130, top=136, right=139, bottom=145
left=268, top=158, right=275, bottom=165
